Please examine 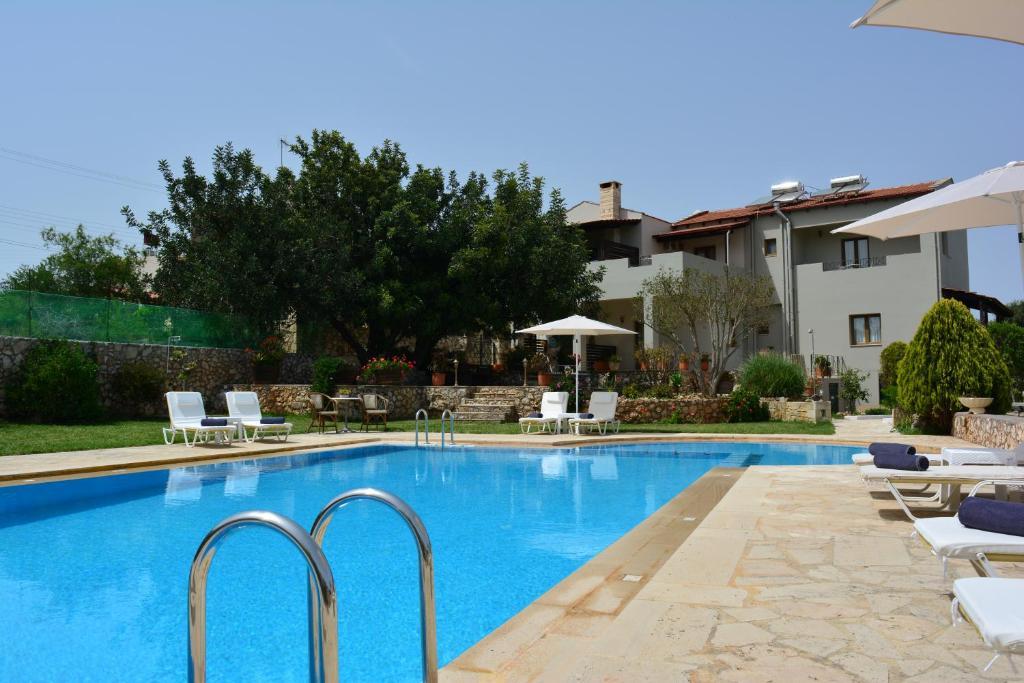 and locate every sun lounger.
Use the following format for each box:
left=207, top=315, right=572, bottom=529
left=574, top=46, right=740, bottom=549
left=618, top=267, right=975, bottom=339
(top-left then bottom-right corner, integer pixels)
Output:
left=568, top=392, right=620, bottom=435
left=952, top=577, right=1024, bottom=673
left=163, top=392, right=237, bottom=447
left=225, top=391, right=292, bottom=443
left=860, top=465, right=1024, bottom=521
left=518, top=392, right=569, bottom=434
left=915, top=479, right=1024, bottom=577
